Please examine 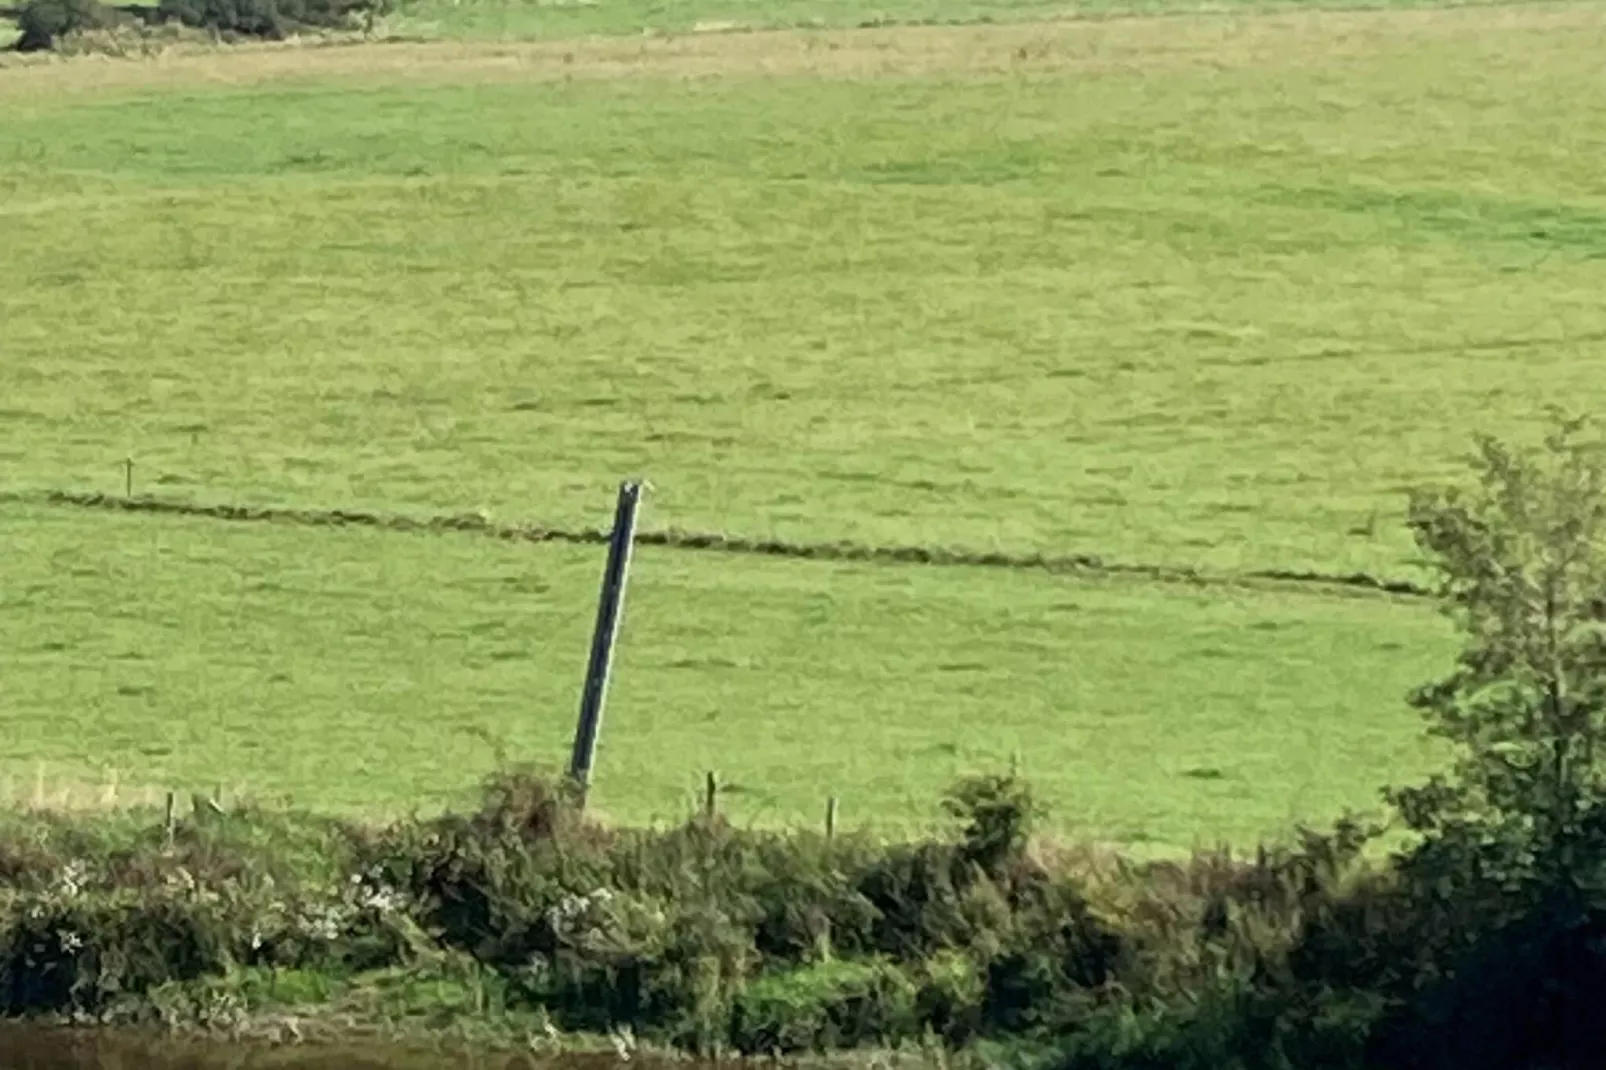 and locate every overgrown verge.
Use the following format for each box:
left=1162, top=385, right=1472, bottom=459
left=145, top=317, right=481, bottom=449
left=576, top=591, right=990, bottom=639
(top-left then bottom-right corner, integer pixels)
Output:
left=5, top=420, right=1606, bottom=1068
left=0, top=769, right=1355, bottom=1060
left=10, top=0, right=388, bottom=52
left=0, top=766, right=1597, bottom=1068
